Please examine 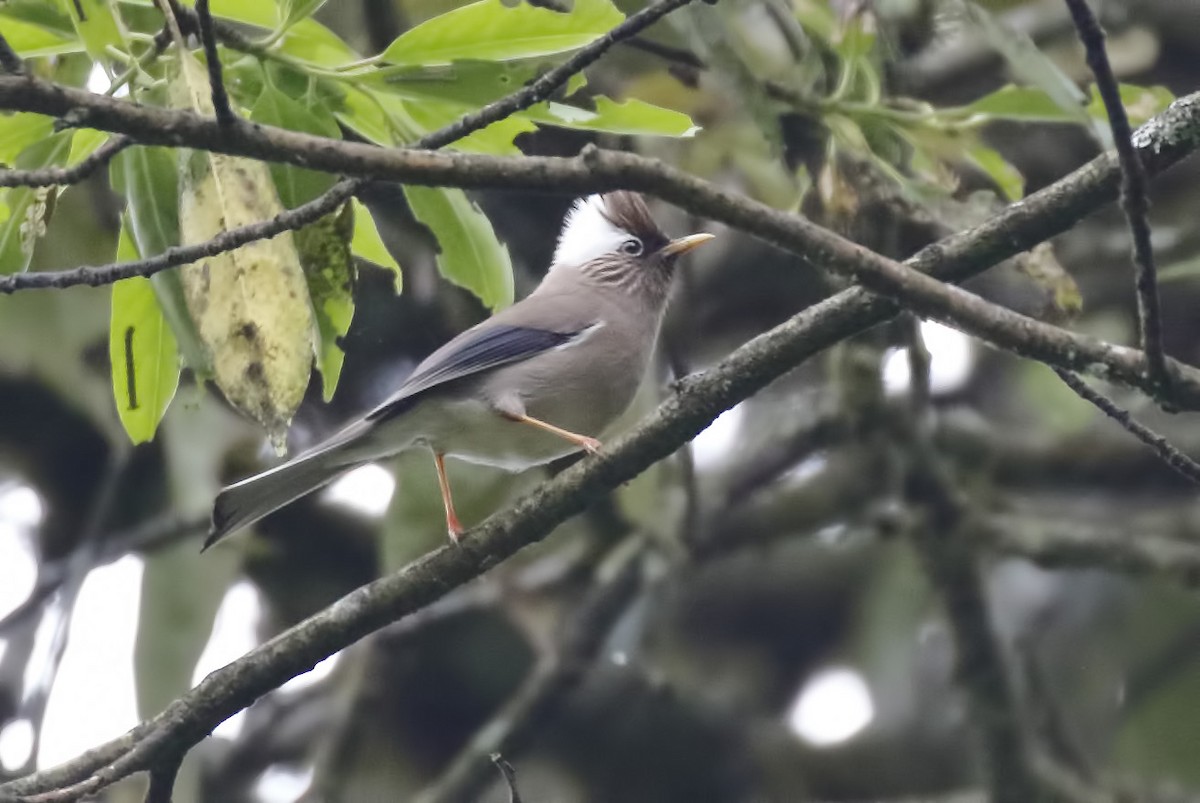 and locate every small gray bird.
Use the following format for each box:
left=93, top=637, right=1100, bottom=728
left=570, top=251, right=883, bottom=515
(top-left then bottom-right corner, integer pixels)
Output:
left=205, top=191, right=712, bottom=550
